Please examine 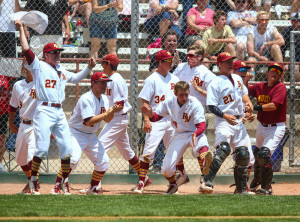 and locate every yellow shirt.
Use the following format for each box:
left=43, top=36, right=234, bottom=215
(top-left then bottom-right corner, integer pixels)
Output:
left=201, top=25, right=235, bottom=55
